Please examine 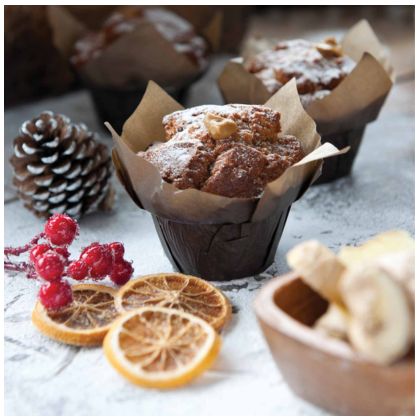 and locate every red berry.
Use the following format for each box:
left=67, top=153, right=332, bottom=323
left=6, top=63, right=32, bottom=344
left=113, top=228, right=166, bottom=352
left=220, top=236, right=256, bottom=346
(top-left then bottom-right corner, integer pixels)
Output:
left=54, top=247, right=70, bottom=262
left=67, top=260, right=88, bottom=281
left=44, top=214, right=78, bottom=246
left=81, top=243, right=113, bottom=280
left=35, top=250, right=65, bottom=282
left=108, top=242, right=125, bottom=262
left=110, top=259, right=134, bottom=285
left=39, top=280, right=73, bottom=311
left=80, top=242, right=100, bottom=258
left=29, top=244, right=51, bottom=264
